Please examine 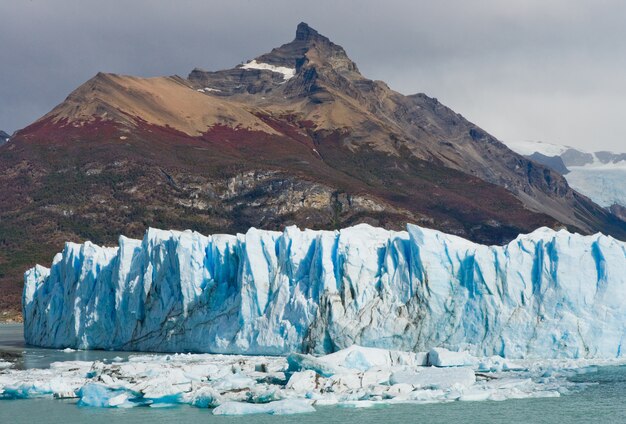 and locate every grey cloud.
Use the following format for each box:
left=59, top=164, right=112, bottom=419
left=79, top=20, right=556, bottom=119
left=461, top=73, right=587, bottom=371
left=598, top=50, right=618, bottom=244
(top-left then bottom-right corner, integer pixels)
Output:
left=1, top=0, right=625, bottom=151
